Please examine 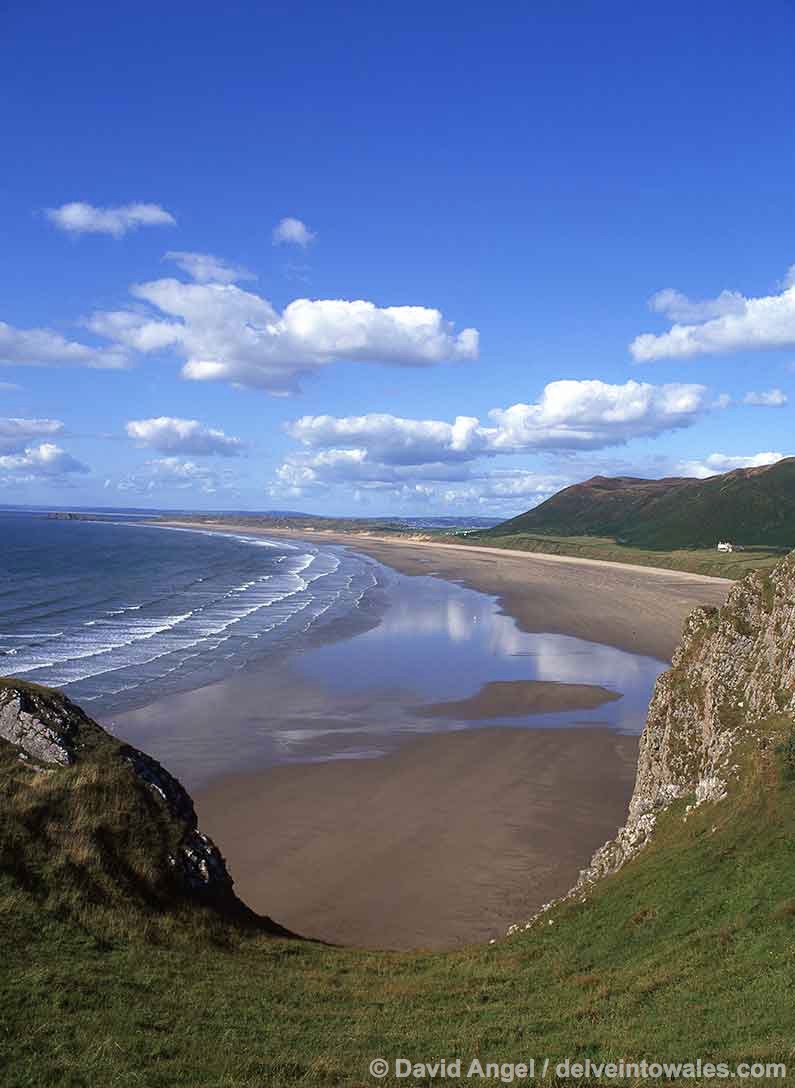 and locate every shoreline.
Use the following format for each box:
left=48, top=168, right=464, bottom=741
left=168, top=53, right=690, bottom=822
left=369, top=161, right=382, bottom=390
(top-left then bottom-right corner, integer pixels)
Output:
left=109, top=519, right=731, bottom=948
left=148, top=519, right=731, bottom=660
